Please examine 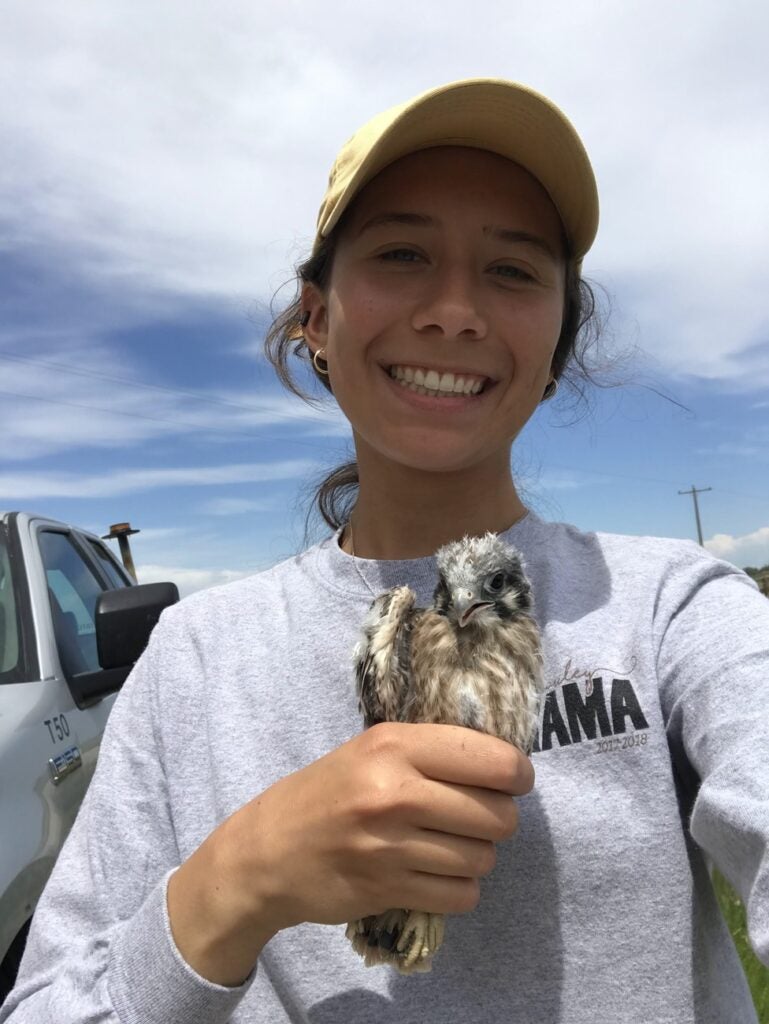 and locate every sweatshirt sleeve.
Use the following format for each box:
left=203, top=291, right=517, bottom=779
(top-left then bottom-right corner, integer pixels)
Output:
left=655, top=547, right=769, bottom=967
left=0, top=610, right=254, bottom=1024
